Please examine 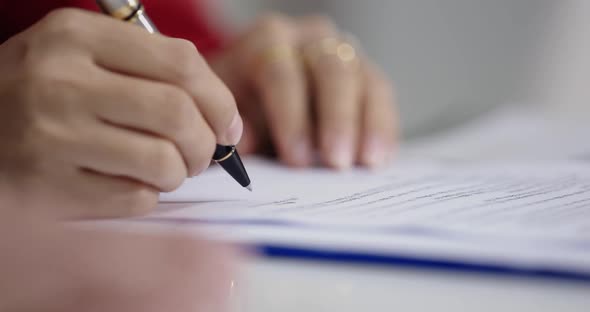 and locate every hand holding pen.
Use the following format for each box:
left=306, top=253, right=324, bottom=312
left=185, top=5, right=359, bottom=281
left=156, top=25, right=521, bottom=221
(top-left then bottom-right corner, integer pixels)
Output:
left=0, top=7, right=247, bottom=218
left=97, top=0, right=397, bottom=172
left=97, top=0, right=252, bottom=191
left=0, top=0, right=397, bottom=219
